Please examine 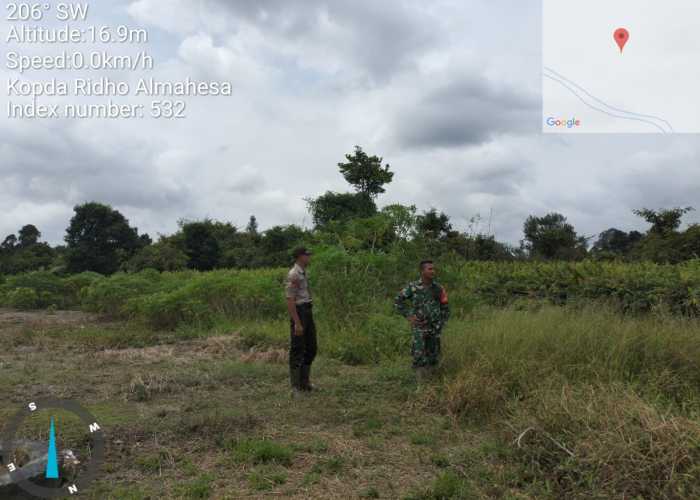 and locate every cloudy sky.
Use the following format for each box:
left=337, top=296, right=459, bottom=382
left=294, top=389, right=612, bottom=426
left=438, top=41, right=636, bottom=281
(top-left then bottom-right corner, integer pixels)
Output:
left=1, top=0, right=698, bottom=247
